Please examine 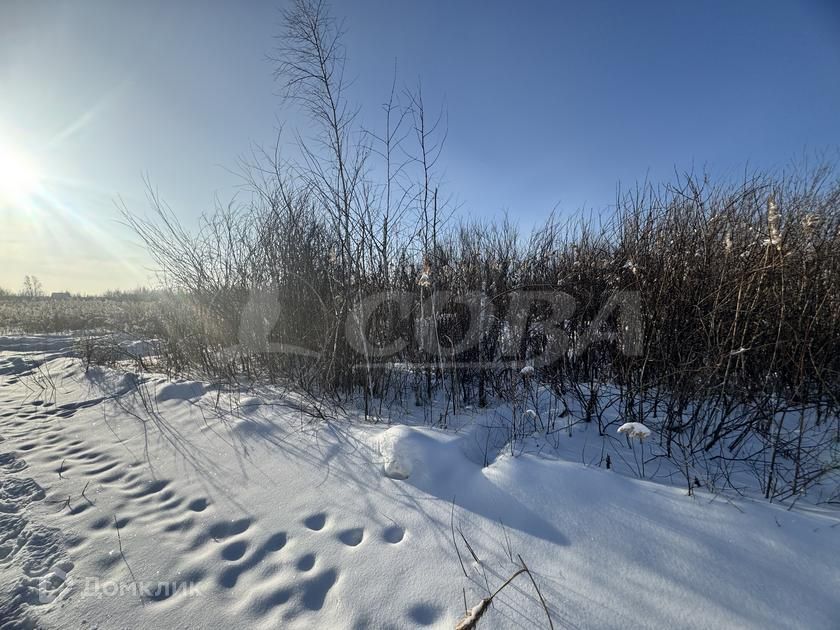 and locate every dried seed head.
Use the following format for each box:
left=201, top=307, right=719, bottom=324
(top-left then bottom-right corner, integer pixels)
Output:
left=766, top=195, right=781, bottom=248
